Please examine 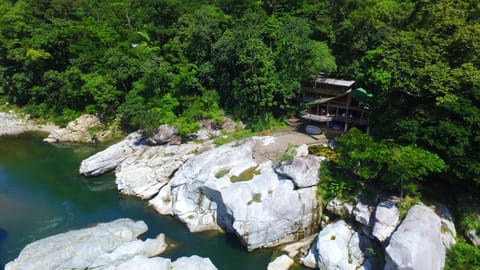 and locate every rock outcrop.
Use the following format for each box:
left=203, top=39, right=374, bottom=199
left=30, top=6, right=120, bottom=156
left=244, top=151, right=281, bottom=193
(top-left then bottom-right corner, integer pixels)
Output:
left=5, top=218, right=217, bottom=270
left=5, top=219, right=164, bottom=270
left=44, top=114, right=111, bottom=143
left=372, top=198, right=400, bottom=243
left=384, top=205, right=448, bottom=270
left=80, top=131, right=203, bottom=199
left=326, top=197, right=354, bottom=217
left=80, top=132, right=144, bottom=176
left=304, top=220, right=374, bottom=270
left=115, top=142, right=200, bottom=199
left=275, top=154, right=322, bottom=188
left=147, top=125, right=179, bottom=146
left=149, top=137, right=322, bottom=250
